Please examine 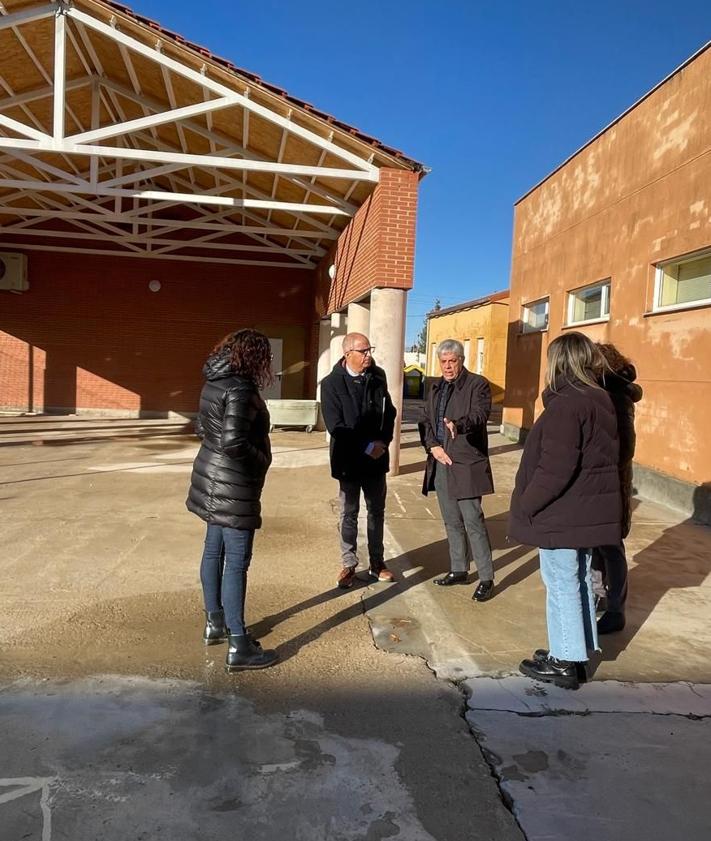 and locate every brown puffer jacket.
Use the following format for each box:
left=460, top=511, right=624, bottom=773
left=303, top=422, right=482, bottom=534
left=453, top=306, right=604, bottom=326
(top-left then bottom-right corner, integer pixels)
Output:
left=508, top=381, right=621, bottom=549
